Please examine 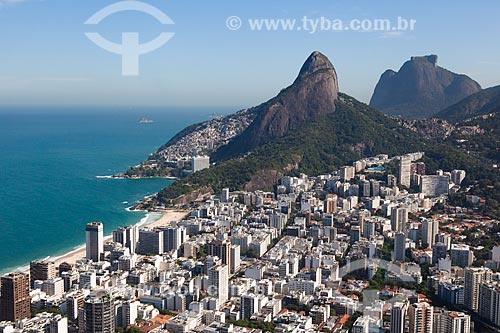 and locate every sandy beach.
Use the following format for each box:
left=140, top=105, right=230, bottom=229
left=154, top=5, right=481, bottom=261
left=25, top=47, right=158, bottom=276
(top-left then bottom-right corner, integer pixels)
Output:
left=51, top=209, right=188, bottom=267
